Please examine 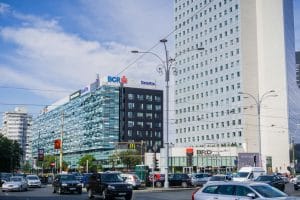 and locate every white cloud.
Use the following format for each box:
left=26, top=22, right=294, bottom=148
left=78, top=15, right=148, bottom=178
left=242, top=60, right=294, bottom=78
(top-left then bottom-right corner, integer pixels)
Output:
left=0, top=2, right=10, bottom=14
